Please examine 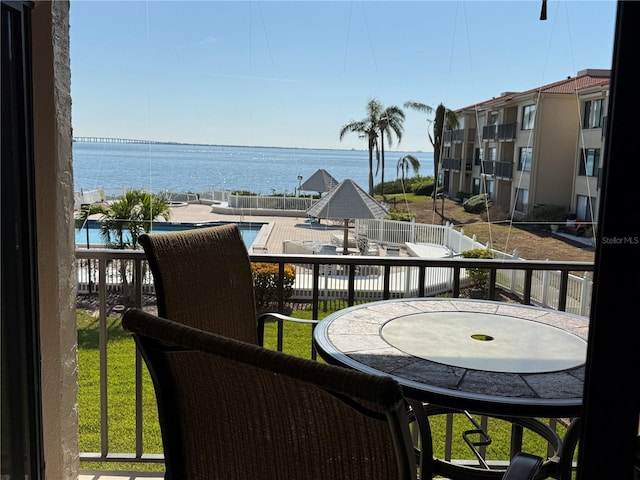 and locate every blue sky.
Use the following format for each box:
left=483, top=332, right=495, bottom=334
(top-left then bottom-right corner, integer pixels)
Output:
left=70, top=1, right=617, bottom=152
